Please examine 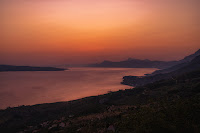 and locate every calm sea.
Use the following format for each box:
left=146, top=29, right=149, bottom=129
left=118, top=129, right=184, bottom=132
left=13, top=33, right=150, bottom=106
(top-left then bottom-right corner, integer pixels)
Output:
left=0, top=67, right=156, bottom=109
